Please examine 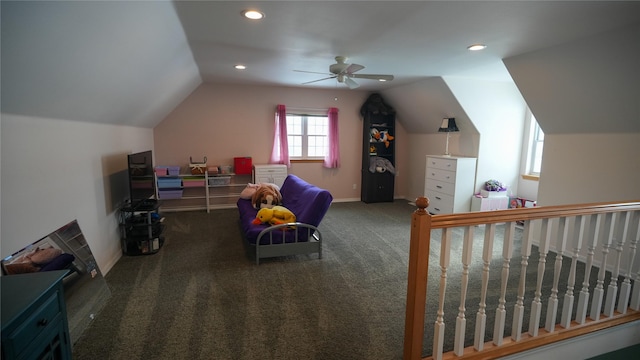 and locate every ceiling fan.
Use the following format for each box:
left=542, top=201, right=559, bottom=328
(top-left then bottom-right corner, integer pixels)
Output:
left=294, top=56, right=394, bottom=89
